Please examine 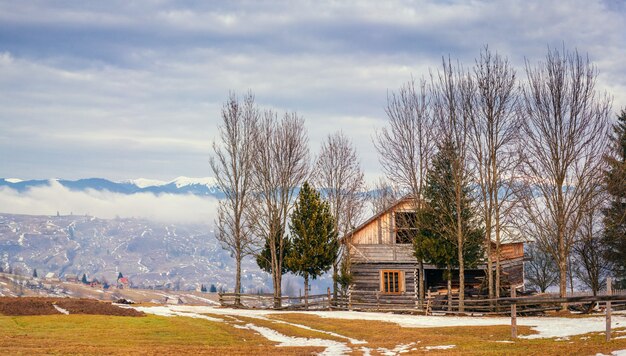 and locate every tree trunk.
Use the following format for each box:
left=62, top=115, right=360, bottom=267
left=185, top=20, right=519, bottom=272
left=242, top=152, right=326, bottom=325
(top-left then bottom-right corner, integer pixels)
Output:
left=418, top=260, right=425, bottom=308
left=486, top=233, right=493, bottom=299
left=495, top=220, right=501, bottom=299
left=447, top=264, right=452, bottom=312
left=304, top=273, right=309, bottom=310
left=273, top=271, right=282, bottom=309
left=332, top=260, right=338, bottom=300
left=559, top=256, right=567, bottom=311
left=457, top=191, right=465, bottom=313
left=235, top=249, right=242, bottom=306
